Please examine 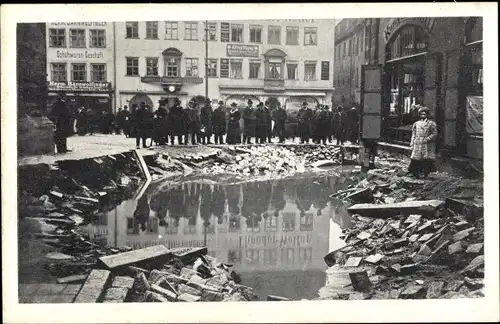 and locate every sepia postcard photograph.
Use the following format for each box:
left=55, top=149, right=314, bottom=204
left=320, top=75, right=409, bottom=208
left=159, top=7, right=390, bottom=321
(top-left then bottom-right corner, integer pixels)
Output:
left=1, top=3, right=499, bottom=323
